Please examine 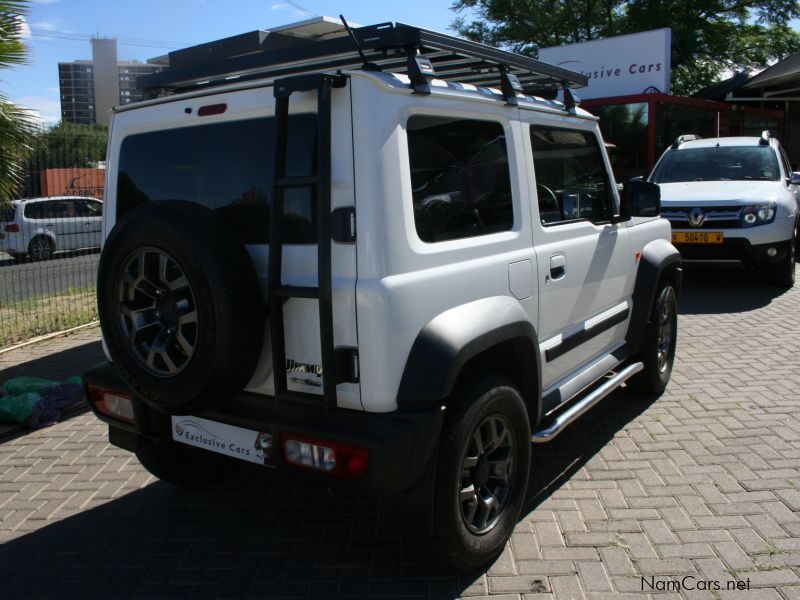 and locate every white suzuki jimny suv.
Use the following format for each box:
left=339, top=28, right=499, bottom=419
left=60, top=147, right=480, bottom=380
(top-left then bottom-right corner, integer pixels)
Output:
left=84, top=18, right=681, bottom=568
left=649, top=132, right=798, bottom=287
